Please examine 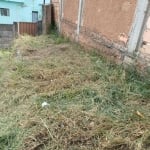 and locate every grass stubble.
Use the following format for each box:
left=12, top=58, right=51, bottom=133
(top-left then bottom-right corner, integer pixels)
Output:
left=0, top=34, right=149, bottom=150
